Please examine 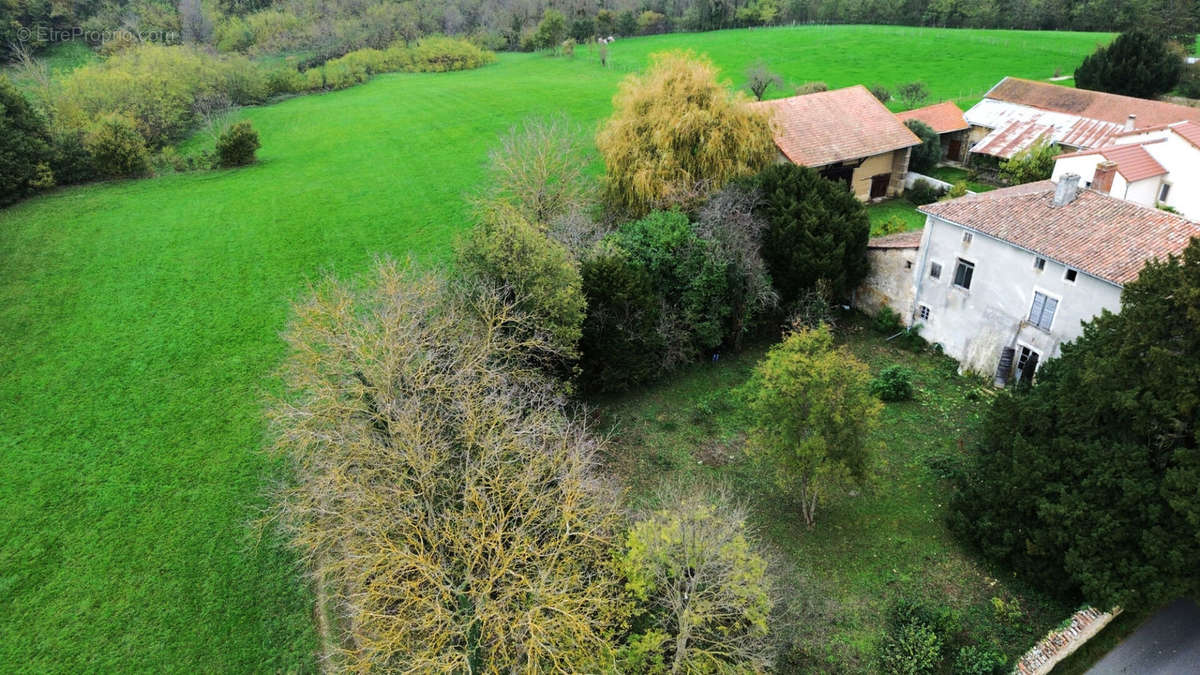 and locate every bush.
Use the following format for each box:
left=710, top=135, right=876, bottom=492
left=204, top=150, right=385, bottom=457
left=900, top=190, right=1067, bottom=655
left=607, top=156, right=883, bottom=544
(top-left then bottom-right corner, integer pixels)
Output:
left=48, top=131, right=96, bottom=186
left=215, top=120, right=261, bottom=168
left=904, top=178, right=946, bottom=205
left=795, top=80, right=829, bottom=95
left=0, top=78, right=54, bottom=206
left=85, top=114, right=150, bottom=179
left=905, top=119, right=941, bottom=173
left=999, top=138, right=1059, bottom=185
left=406, top=36, right=496, bottom=72
left=945, top=180, right=969, bottom=199
left=870, top=84, right=892, bottom=103
left=880, top=621, right=942, bottom=674
left=953, top=645, right=1007, bottom=675
left=54, top=44, right=268, bottom=149
left=1180, top=63, right=1200, bottom=98
left=897, top=81, right=930, bottom=109
left=872, top=365, right=915, bottom=402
